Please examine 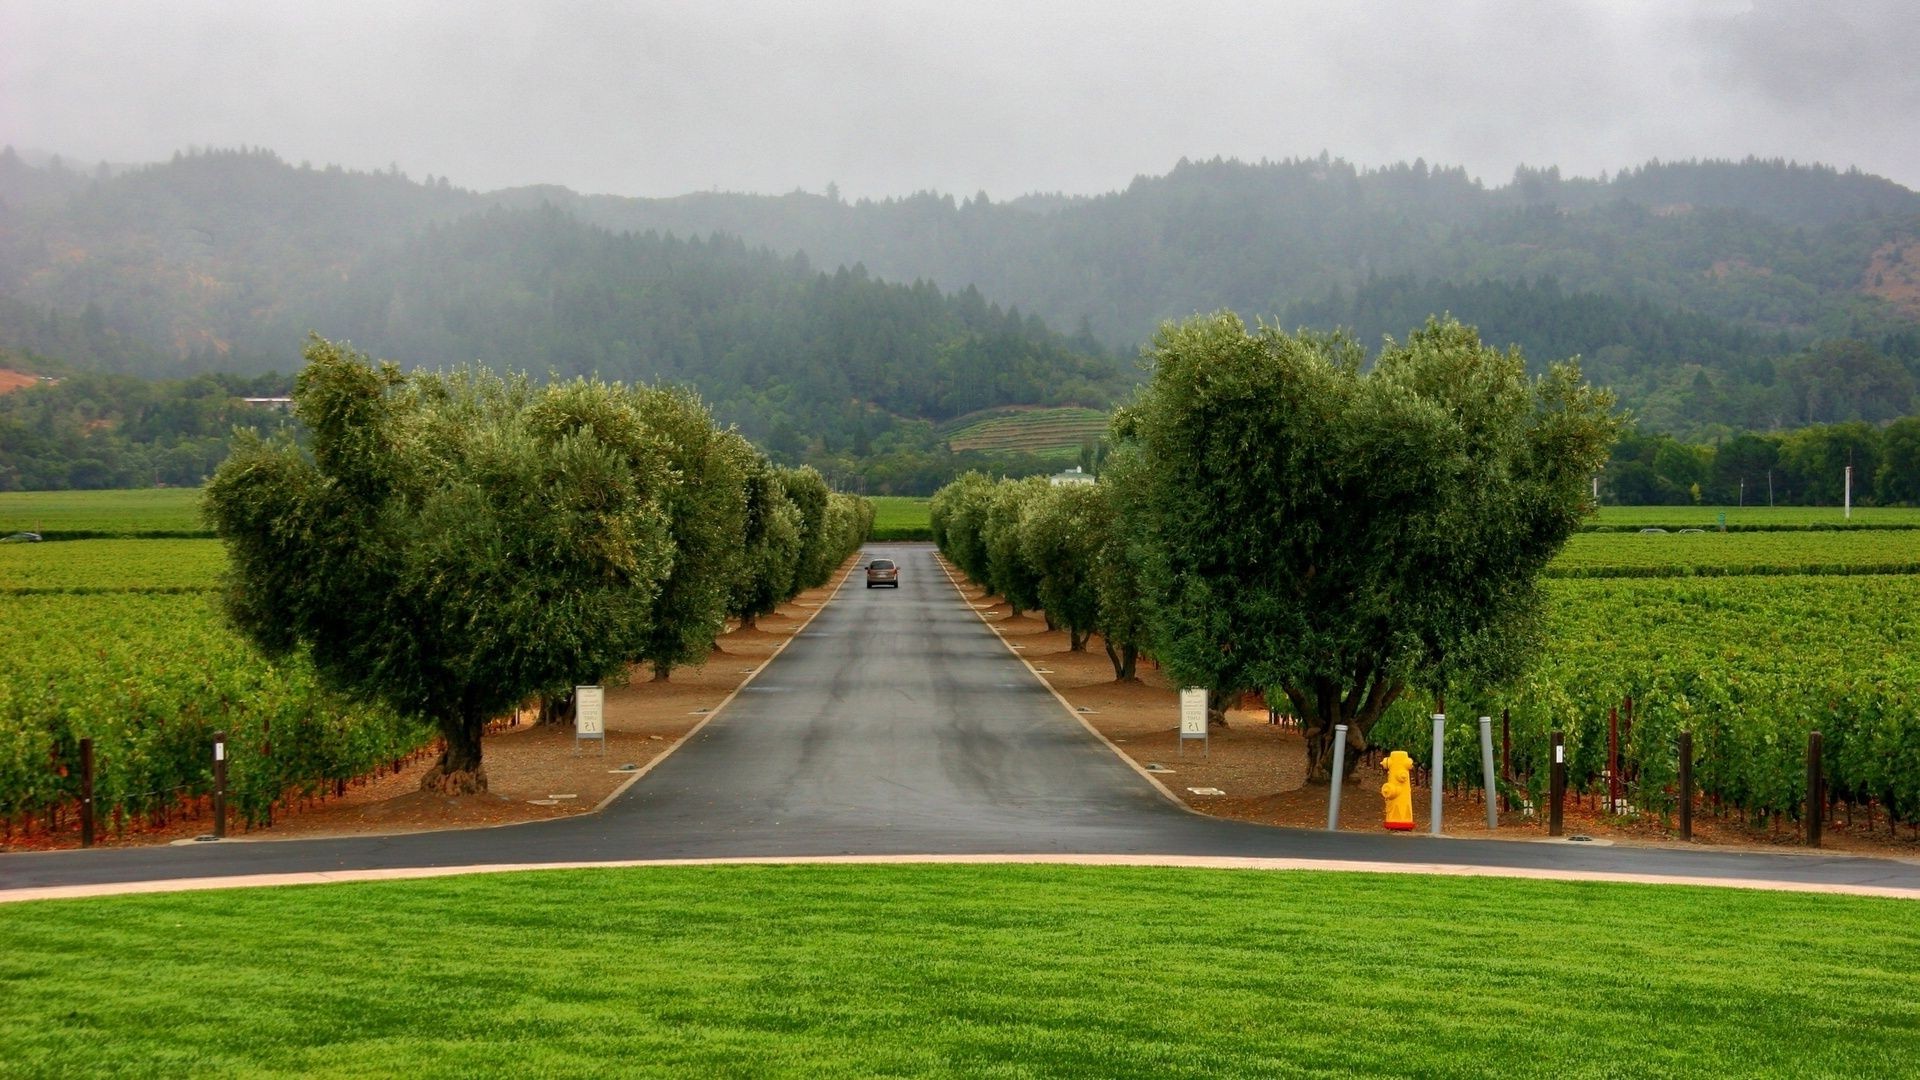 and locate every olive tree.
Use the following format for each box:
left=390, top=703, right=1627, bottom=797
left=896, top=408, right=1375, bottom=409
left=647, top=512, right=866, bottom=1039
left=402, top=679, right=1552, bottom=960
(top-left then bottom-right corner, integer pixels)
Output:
left=728, top=445, right=804, bottom=630
left=1115, top=314, right=1618, bottom=781
left=1017, top=482, right=1106, bottom=651
left=205, top=339, right=675, bottom=794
